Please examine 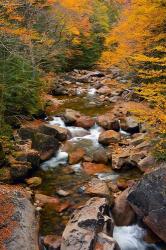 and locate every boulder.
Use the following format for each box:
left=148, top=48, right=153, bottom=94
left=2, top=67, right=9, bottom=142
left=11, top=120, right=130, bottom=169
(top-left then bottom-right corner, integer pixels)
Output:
left=112, top=188, right=136, bottom=226
left=39, top=124, right=70, bottom=141
left=69, top=148, right=85, bottom=164
left=63, top=109, right=81, bottom=125
left=127, top=167, right=166, bottom=243
left=93, top=148, right=109, bottom=164
left=120, top=117, right=140, bottom=134
left=0, top=185, right=39, bottom=250
left=82, top=162, right=111, bottom=175
left=97, top=115, right=120, bottom=131
left=84, top=178, right=112, bottom=200
left=32, top=133, right=59, bottom=161
left=61, top=197, right=116, bottom=250
left=75, top=116, right=95, bottom=129
left=99, top=130, right=120, bottom=146
left=112, top=150, right=146, bottom=170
